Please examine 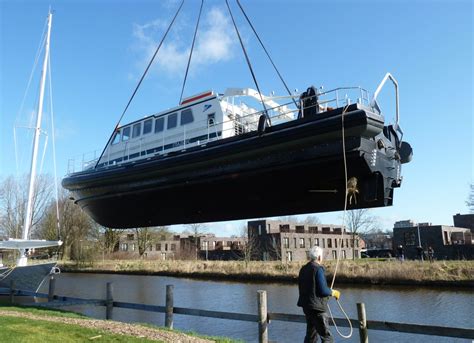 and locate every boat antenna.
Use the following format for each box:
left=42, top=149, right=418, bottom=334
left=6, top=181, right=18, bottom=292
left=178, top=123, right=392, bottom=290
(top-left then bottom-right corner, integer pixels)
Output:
left=94, top=0, right=185, bottom=169
left=179, top=0, right=204, bottom=104
left=225, top=0, right=270, bottom=124
left=235, top=0, right=297, bottom=108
